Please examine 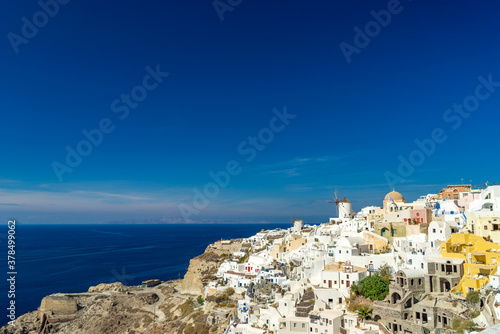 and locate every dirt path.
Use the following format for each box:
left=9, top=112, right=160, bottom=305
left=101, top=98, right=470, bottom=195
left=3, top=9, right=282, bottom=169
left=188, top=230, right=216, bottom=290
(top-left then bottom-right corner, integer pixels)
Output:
left=131, top=288, right=166, bottom=322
